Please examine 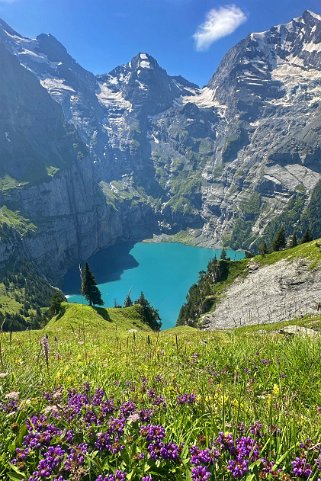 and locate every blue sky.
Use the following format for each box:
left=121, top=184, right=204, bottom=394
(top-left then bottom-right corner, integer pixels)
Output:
left=0, top=0, right=320, bottom=86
